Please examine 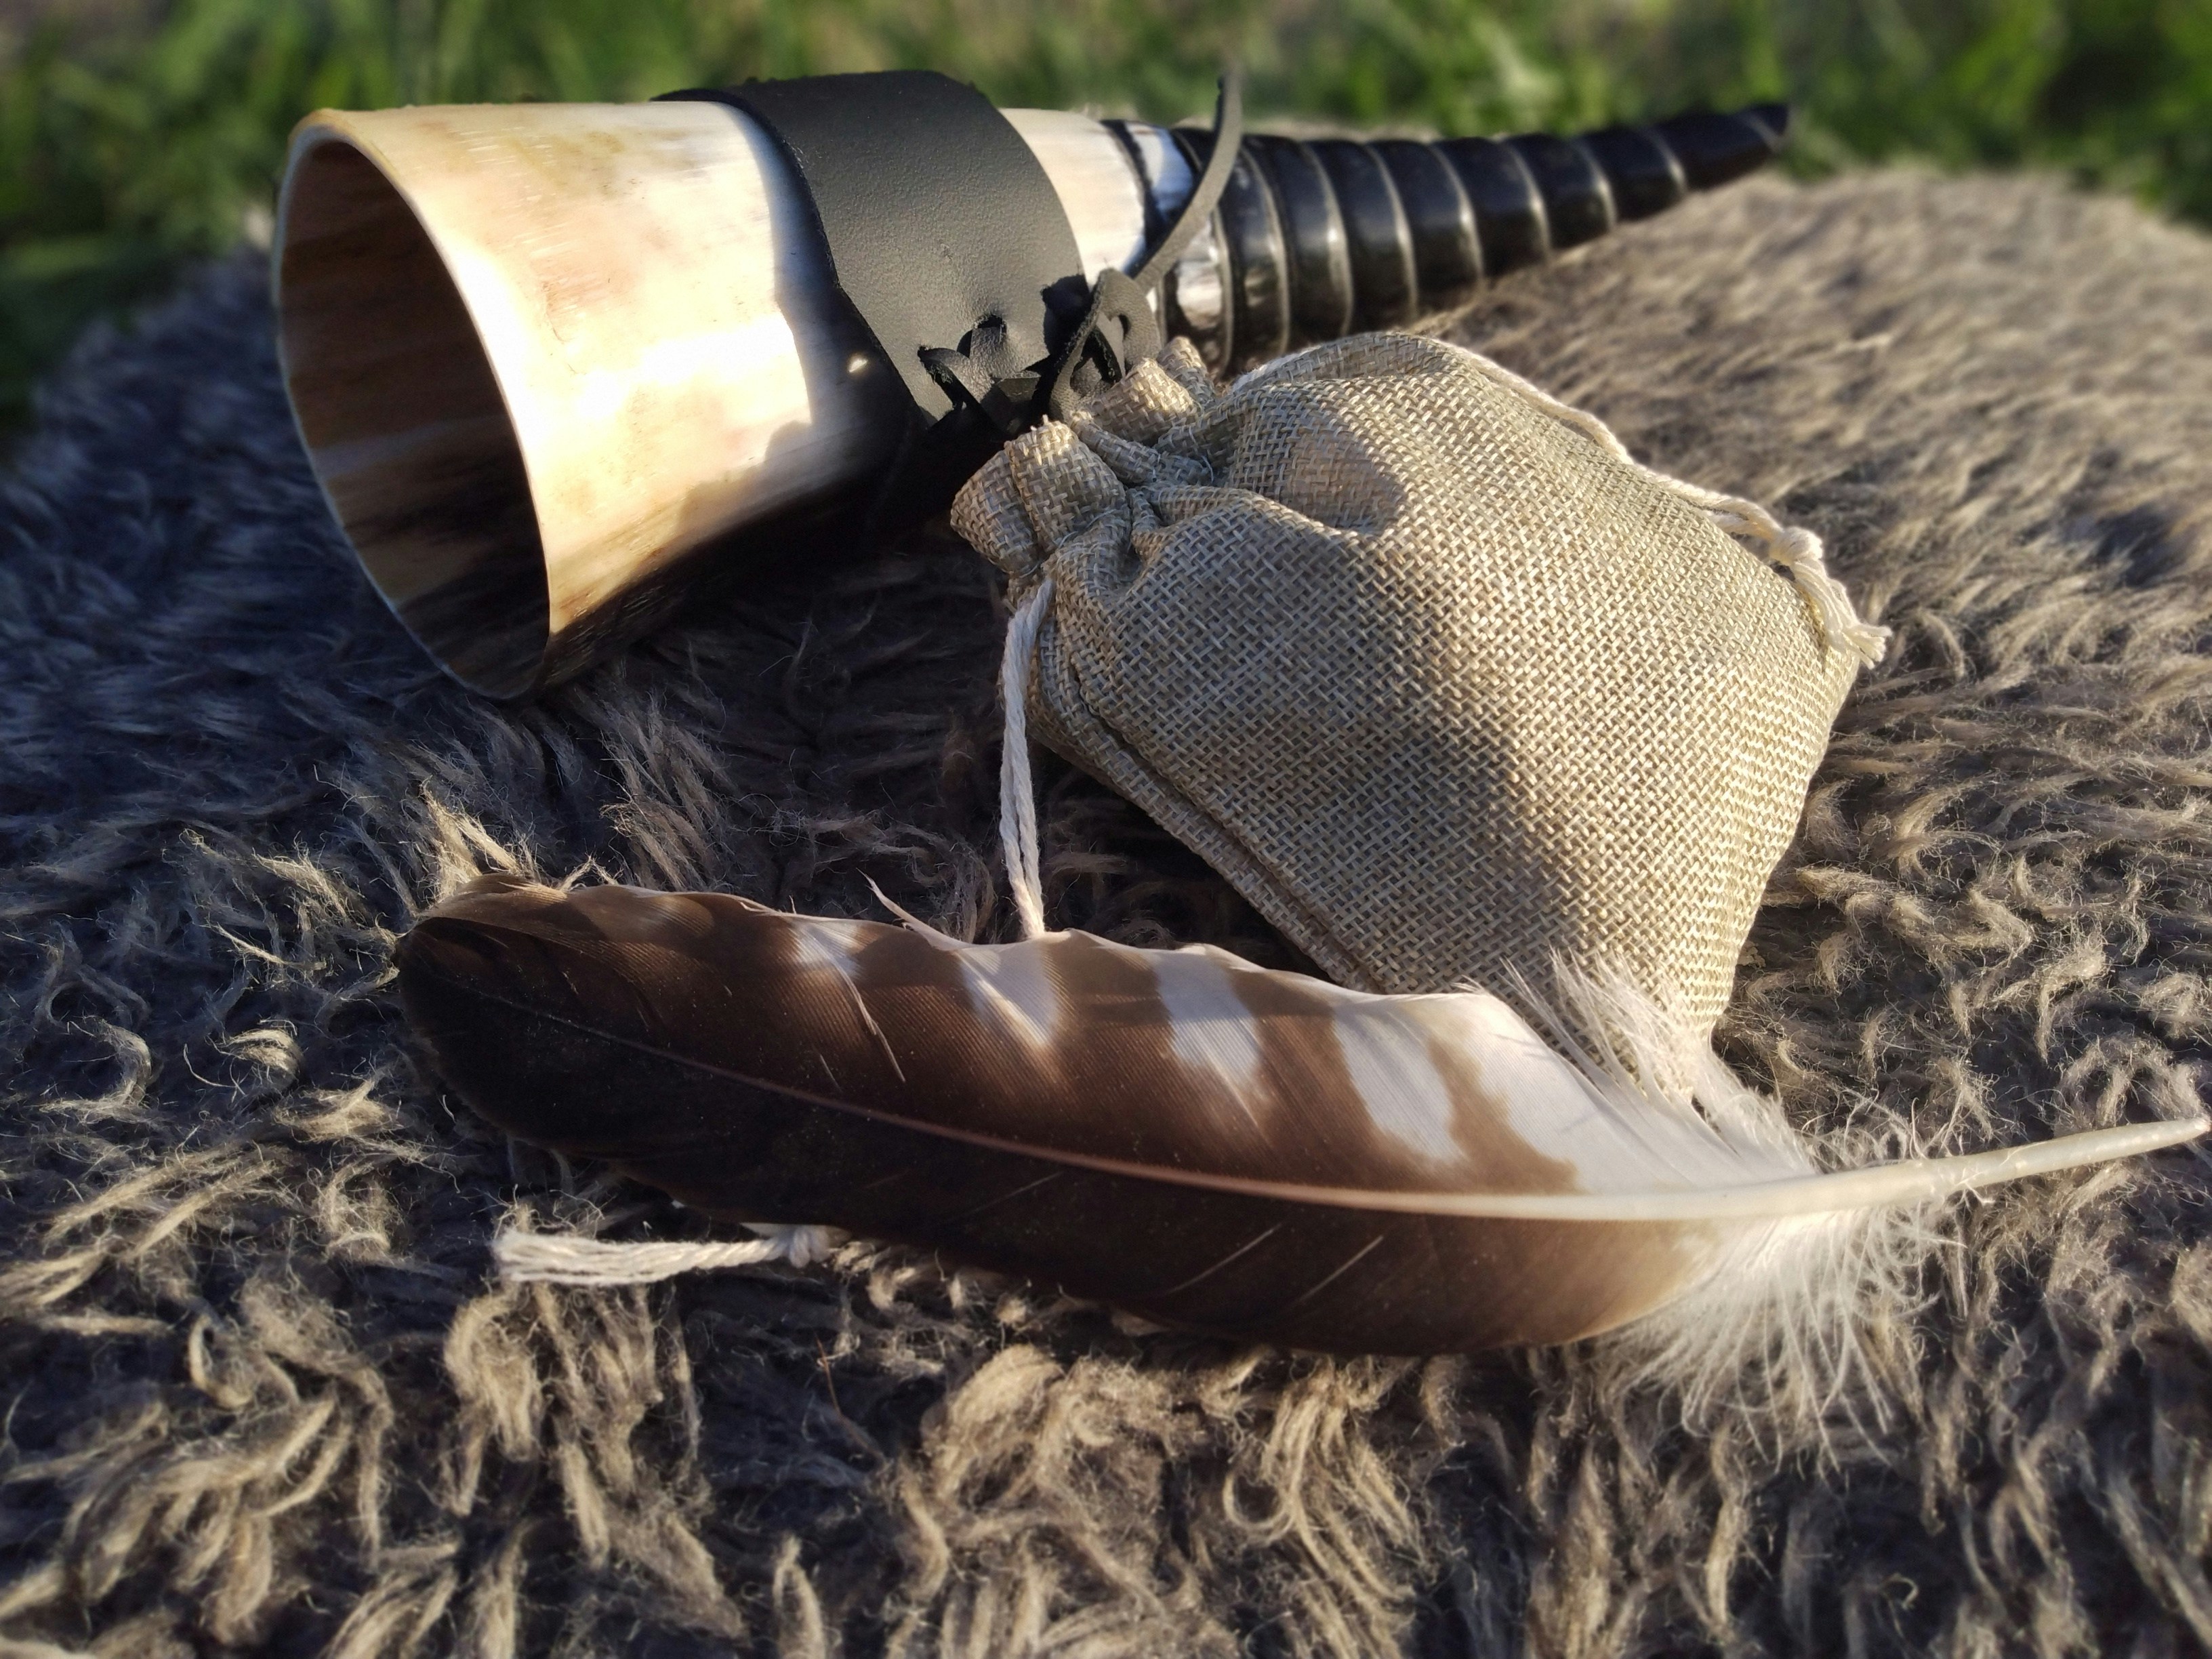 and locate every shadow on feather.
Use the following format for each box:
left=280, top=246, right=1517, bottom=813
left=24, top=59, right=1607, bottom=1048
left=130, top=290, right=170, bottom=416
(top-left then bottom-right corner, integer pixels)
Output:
left=396, top=874, right=2205, bottom=1359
